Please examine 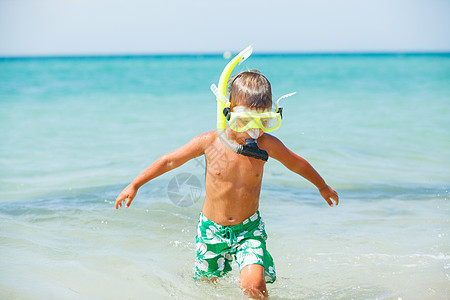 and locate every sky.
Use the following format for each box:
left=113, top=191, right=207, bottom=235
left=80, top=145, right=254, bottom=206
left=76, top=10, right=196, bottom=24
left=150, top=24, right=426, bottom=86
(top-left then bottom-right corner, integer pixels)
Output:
left=0, top=0, right=449, bottom=56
